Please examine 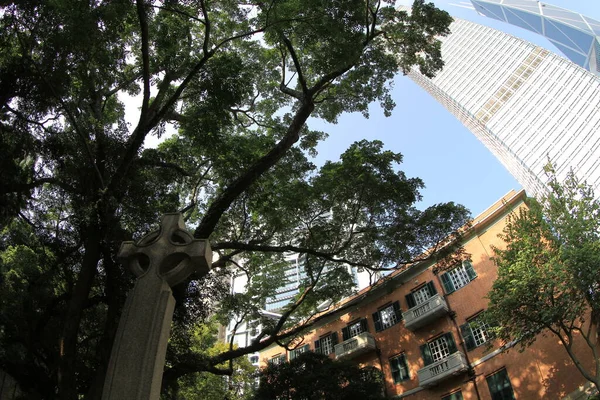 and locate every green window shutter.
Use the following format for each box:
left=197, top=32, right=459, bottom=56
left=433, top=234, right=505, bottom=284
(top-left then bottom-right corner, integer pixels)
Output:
left=360, top=318, right=369, bottom=333
left=464, top=261, right=477, bottom=280
left=342, top=326, right=350, bottom=341
left=405, top=293, right=416, bottom=309
left=487, top=369, right=516, bottom=400
left=420, top=343, right=434, bottom=366
left=390, top=357, right=400, bottom=383
left=314, top=339, right=321, bottom=354
left=426, top=281, right=437, bottom=296
left=460, top=323, right=476, bottom=351
left=331, top=332, right=338, bottom=345
left=445, top=332, right=458, bottom=354
left=440, top=272, right=455, bottom=294
left=392, top=301, right=402, bottom=321
left=442, top=391, right=464, bottom=400
left=399, top=355, right=409, bottom=380
left=390, top=355, right=409, bottom=383
left=487, top=372, right=499, bottom=392
left=372, top=311, right=383, bottom=332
